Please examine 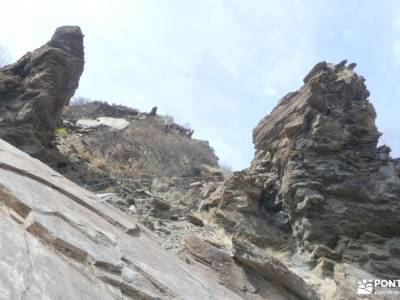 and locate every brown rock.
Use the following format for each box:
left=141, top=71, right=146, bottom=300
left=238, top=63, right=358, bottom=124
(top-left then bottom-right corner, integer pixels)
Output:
left=250, top=61, right=400, bottom=274
left=0, top=26, right=84, bottom=157
left=152, top=197, right=171, bottom=210
left=185, top=214, right=204, bottom=227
